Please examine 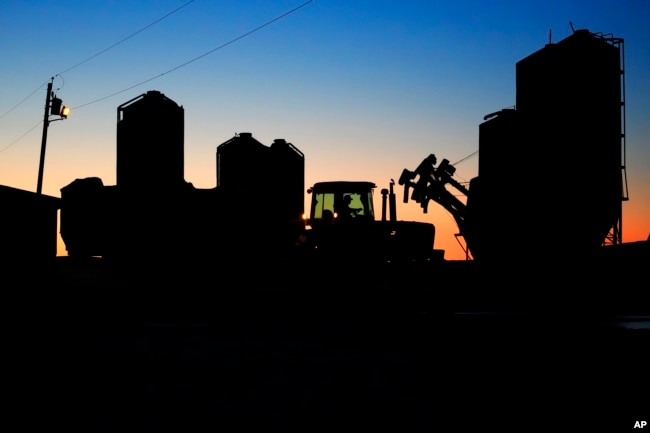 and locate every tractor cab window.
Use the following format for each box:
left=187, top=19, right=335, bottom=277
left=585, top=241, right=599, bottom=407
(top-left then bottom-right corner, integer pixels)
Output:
left=311, top=192, right=336, bottom=221
left=311, top=189, right=374, bottom=223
